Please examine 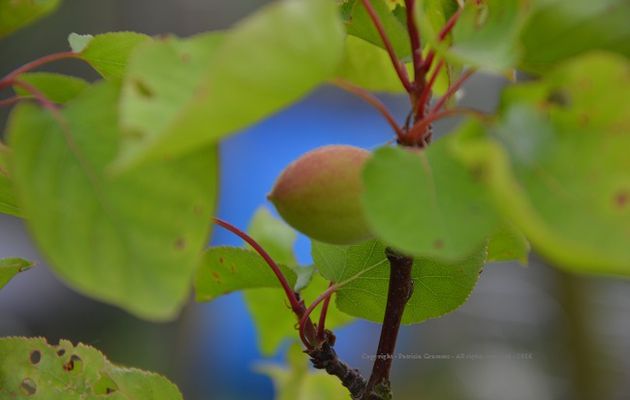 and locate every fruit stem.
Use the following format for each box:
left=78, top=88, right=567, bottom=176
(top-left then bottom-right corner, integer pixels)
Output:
left=331, top=78, right=406, bottom=142
left=360, top=0, right=413, bottom=93
left=0, top=51, right=78, bottom=91
left=363, top=248, right=414, bottom=400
